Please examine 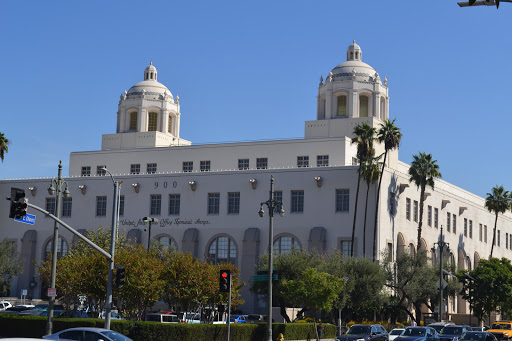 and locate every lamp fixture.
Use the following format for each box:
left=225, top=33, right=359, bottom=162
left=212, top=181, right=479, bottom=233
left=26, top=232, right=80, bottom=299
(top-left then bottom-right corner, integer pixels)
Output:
left=131, top=183, right=140, bottom=193
left=47, top=184, right=56, bottom=195
left=188, top=181, right=197, bottom=191
left=249, top=179, right=257, bottom=190
left=78, top=185, right=87, bottom=195
left=28, top=187, right=37, bottom=196
left=314, top=176, right=323, bottom=188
